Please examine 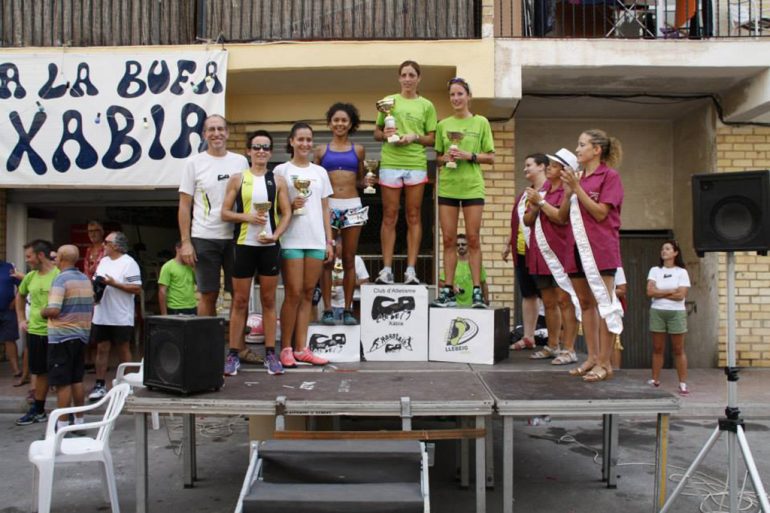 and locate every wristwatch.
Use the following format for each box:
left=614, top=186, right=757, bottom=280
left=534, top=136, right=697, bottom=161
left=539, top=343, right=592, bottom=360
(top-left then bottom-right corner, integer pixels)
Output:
left=471, top=153, right=478, bottom=163
left=537, top=199, right=546, bottom=207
